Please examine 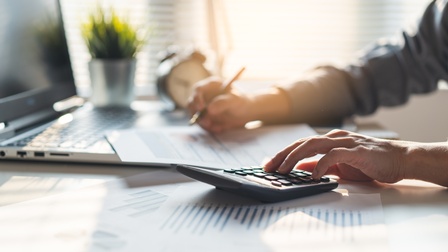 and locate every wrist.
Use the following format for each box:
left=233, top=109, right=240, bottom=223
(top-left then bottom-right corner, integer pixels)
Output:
left=247, top=87, right=292, bottom=124
left=404, top=142, right=448, bottom=187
